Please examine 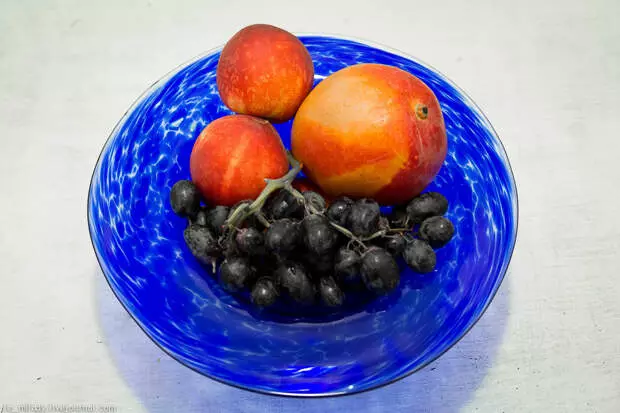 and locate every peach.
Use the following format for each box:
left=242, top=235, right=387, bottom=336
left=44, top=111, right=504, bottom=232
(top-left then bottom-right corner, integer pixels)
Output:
left=291, top=63, right=447, bottom=205
left=216, top=24, right=314, bottom=123
left=190, top=114, right=289, bottom=206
